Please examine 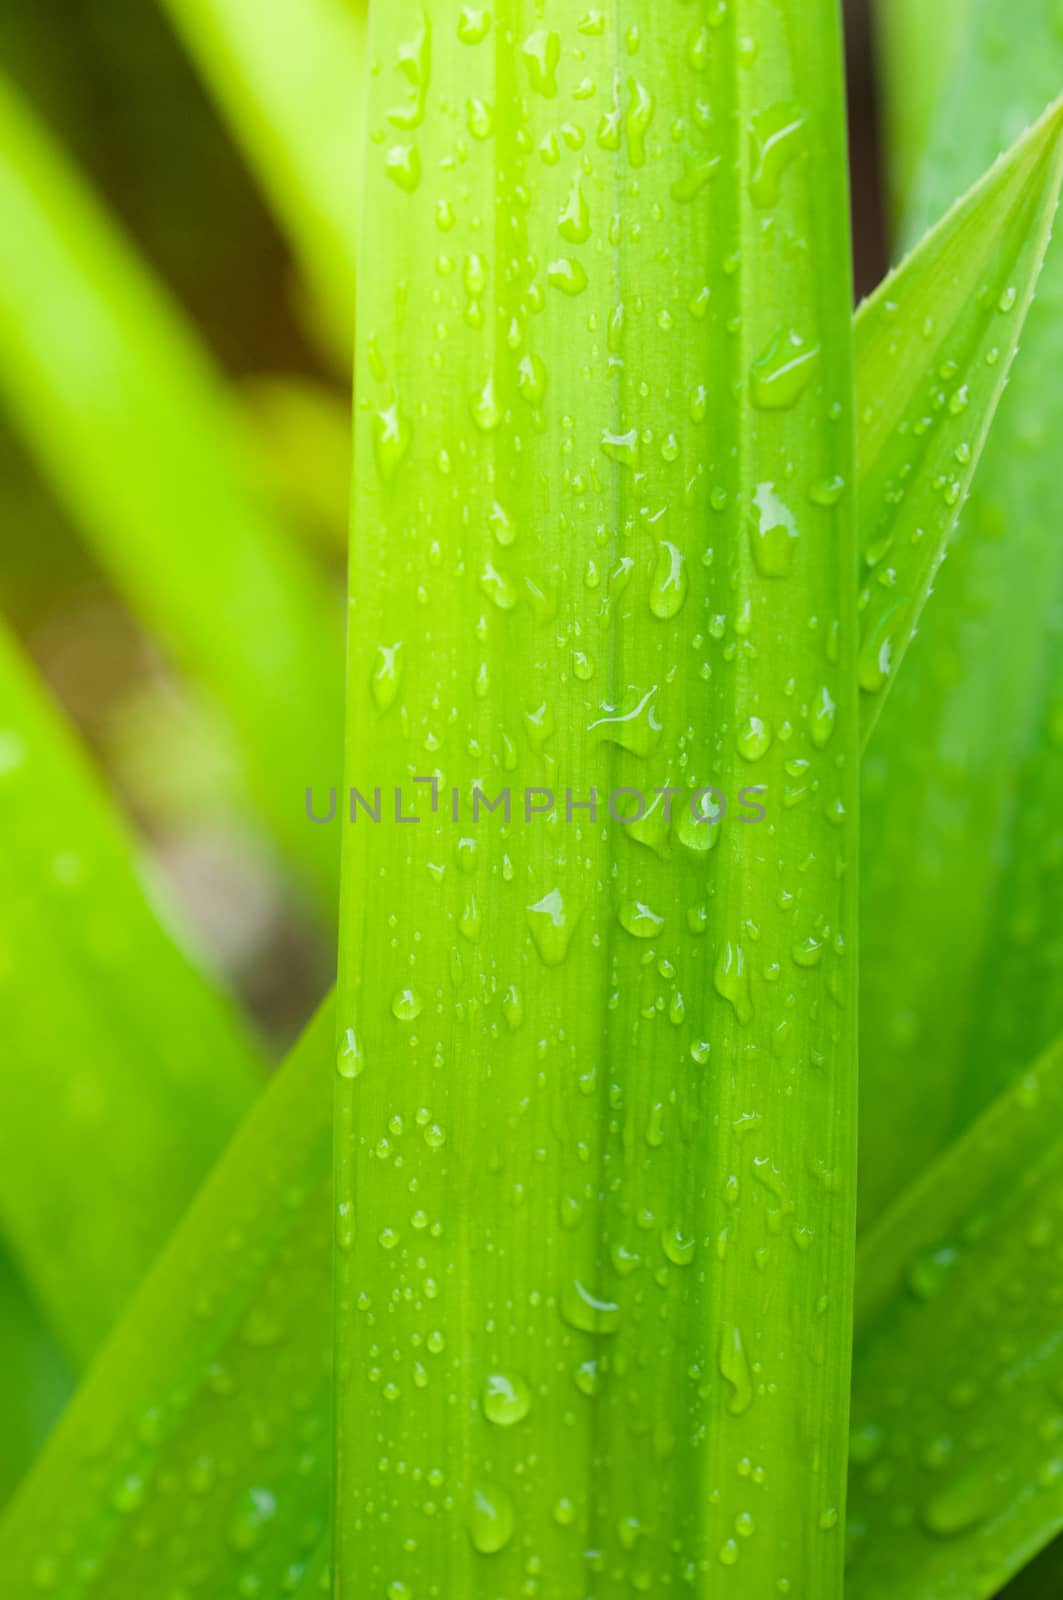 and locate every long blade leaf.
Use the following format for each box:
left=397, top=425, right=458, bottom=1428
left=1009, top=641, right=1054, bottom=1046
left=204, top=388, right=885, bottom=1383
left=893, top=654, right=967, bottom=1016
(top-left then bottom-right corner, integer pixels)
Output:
left=158, top=0, right=366, bottom=357
left=0, top=1005, right=333, bottom=1600
left=848, top=1034, right=1063, bottom=1597
left=0, top=70, right=344, bottom=918
left=337, top=3, right=857, bottom=1594
left=858, top=4, right=1063, bottom=1229
left=856, top=93, right=1063, bottom=747
left=0, top=620, right=264, bottom=1362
